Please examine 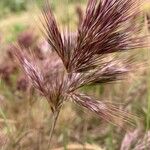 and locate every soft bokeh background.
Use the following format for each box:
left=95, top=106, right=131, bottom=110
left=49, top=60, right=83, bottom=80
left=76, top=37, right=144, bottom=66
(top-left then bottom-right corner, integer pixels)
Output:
left=0, top=0, right=150, bottom=149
